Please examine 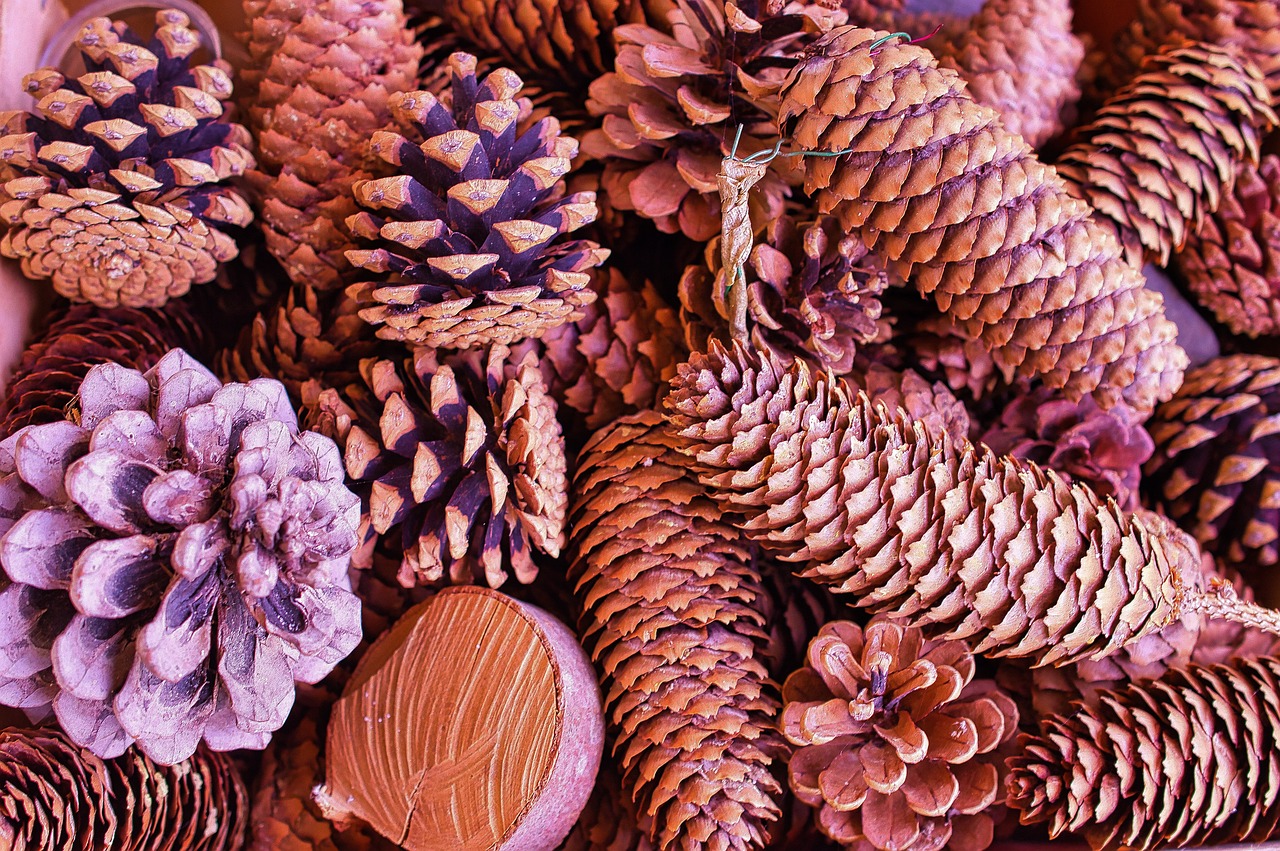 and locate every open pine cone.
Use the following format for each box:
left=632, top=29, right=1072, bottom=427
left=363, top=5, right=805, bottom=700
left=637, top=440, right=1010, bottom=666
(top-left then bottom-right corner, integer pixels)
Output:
left=0, top=12, right=254, bottom=308
left=782, top=618, right=1018, bottom=851
left=0, top=350, right=362, bottom=765
left=344, top=53, right=608, bottom=350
